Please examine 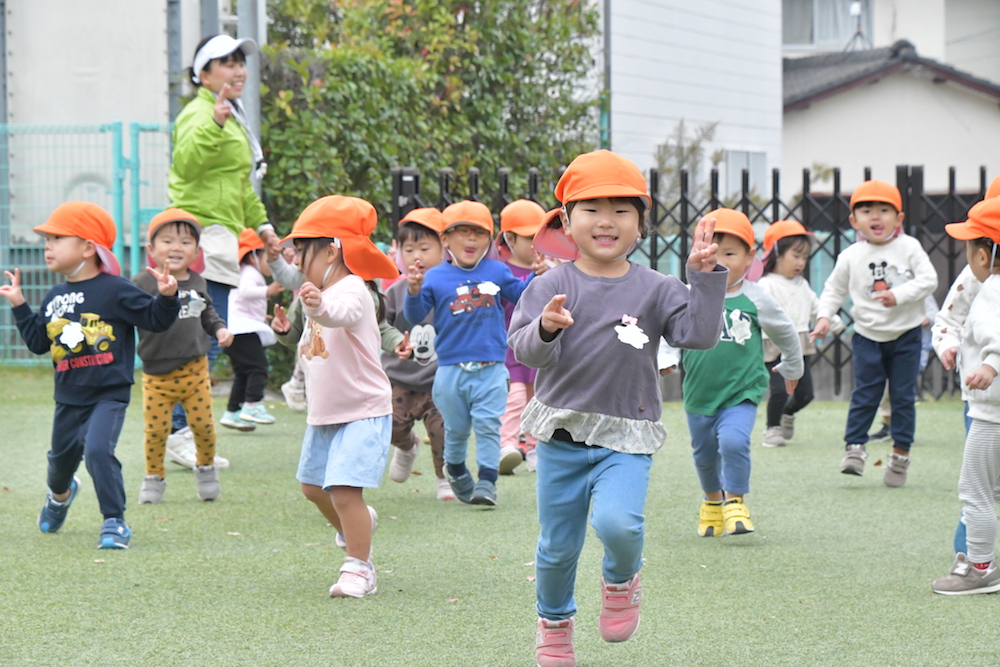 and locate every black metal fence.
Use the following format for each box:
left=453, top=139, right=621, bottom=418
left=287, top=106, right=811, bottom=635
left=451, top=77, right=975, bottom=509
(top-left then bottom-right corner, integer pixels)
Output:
left=391, top=164, right=988, bottom=400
